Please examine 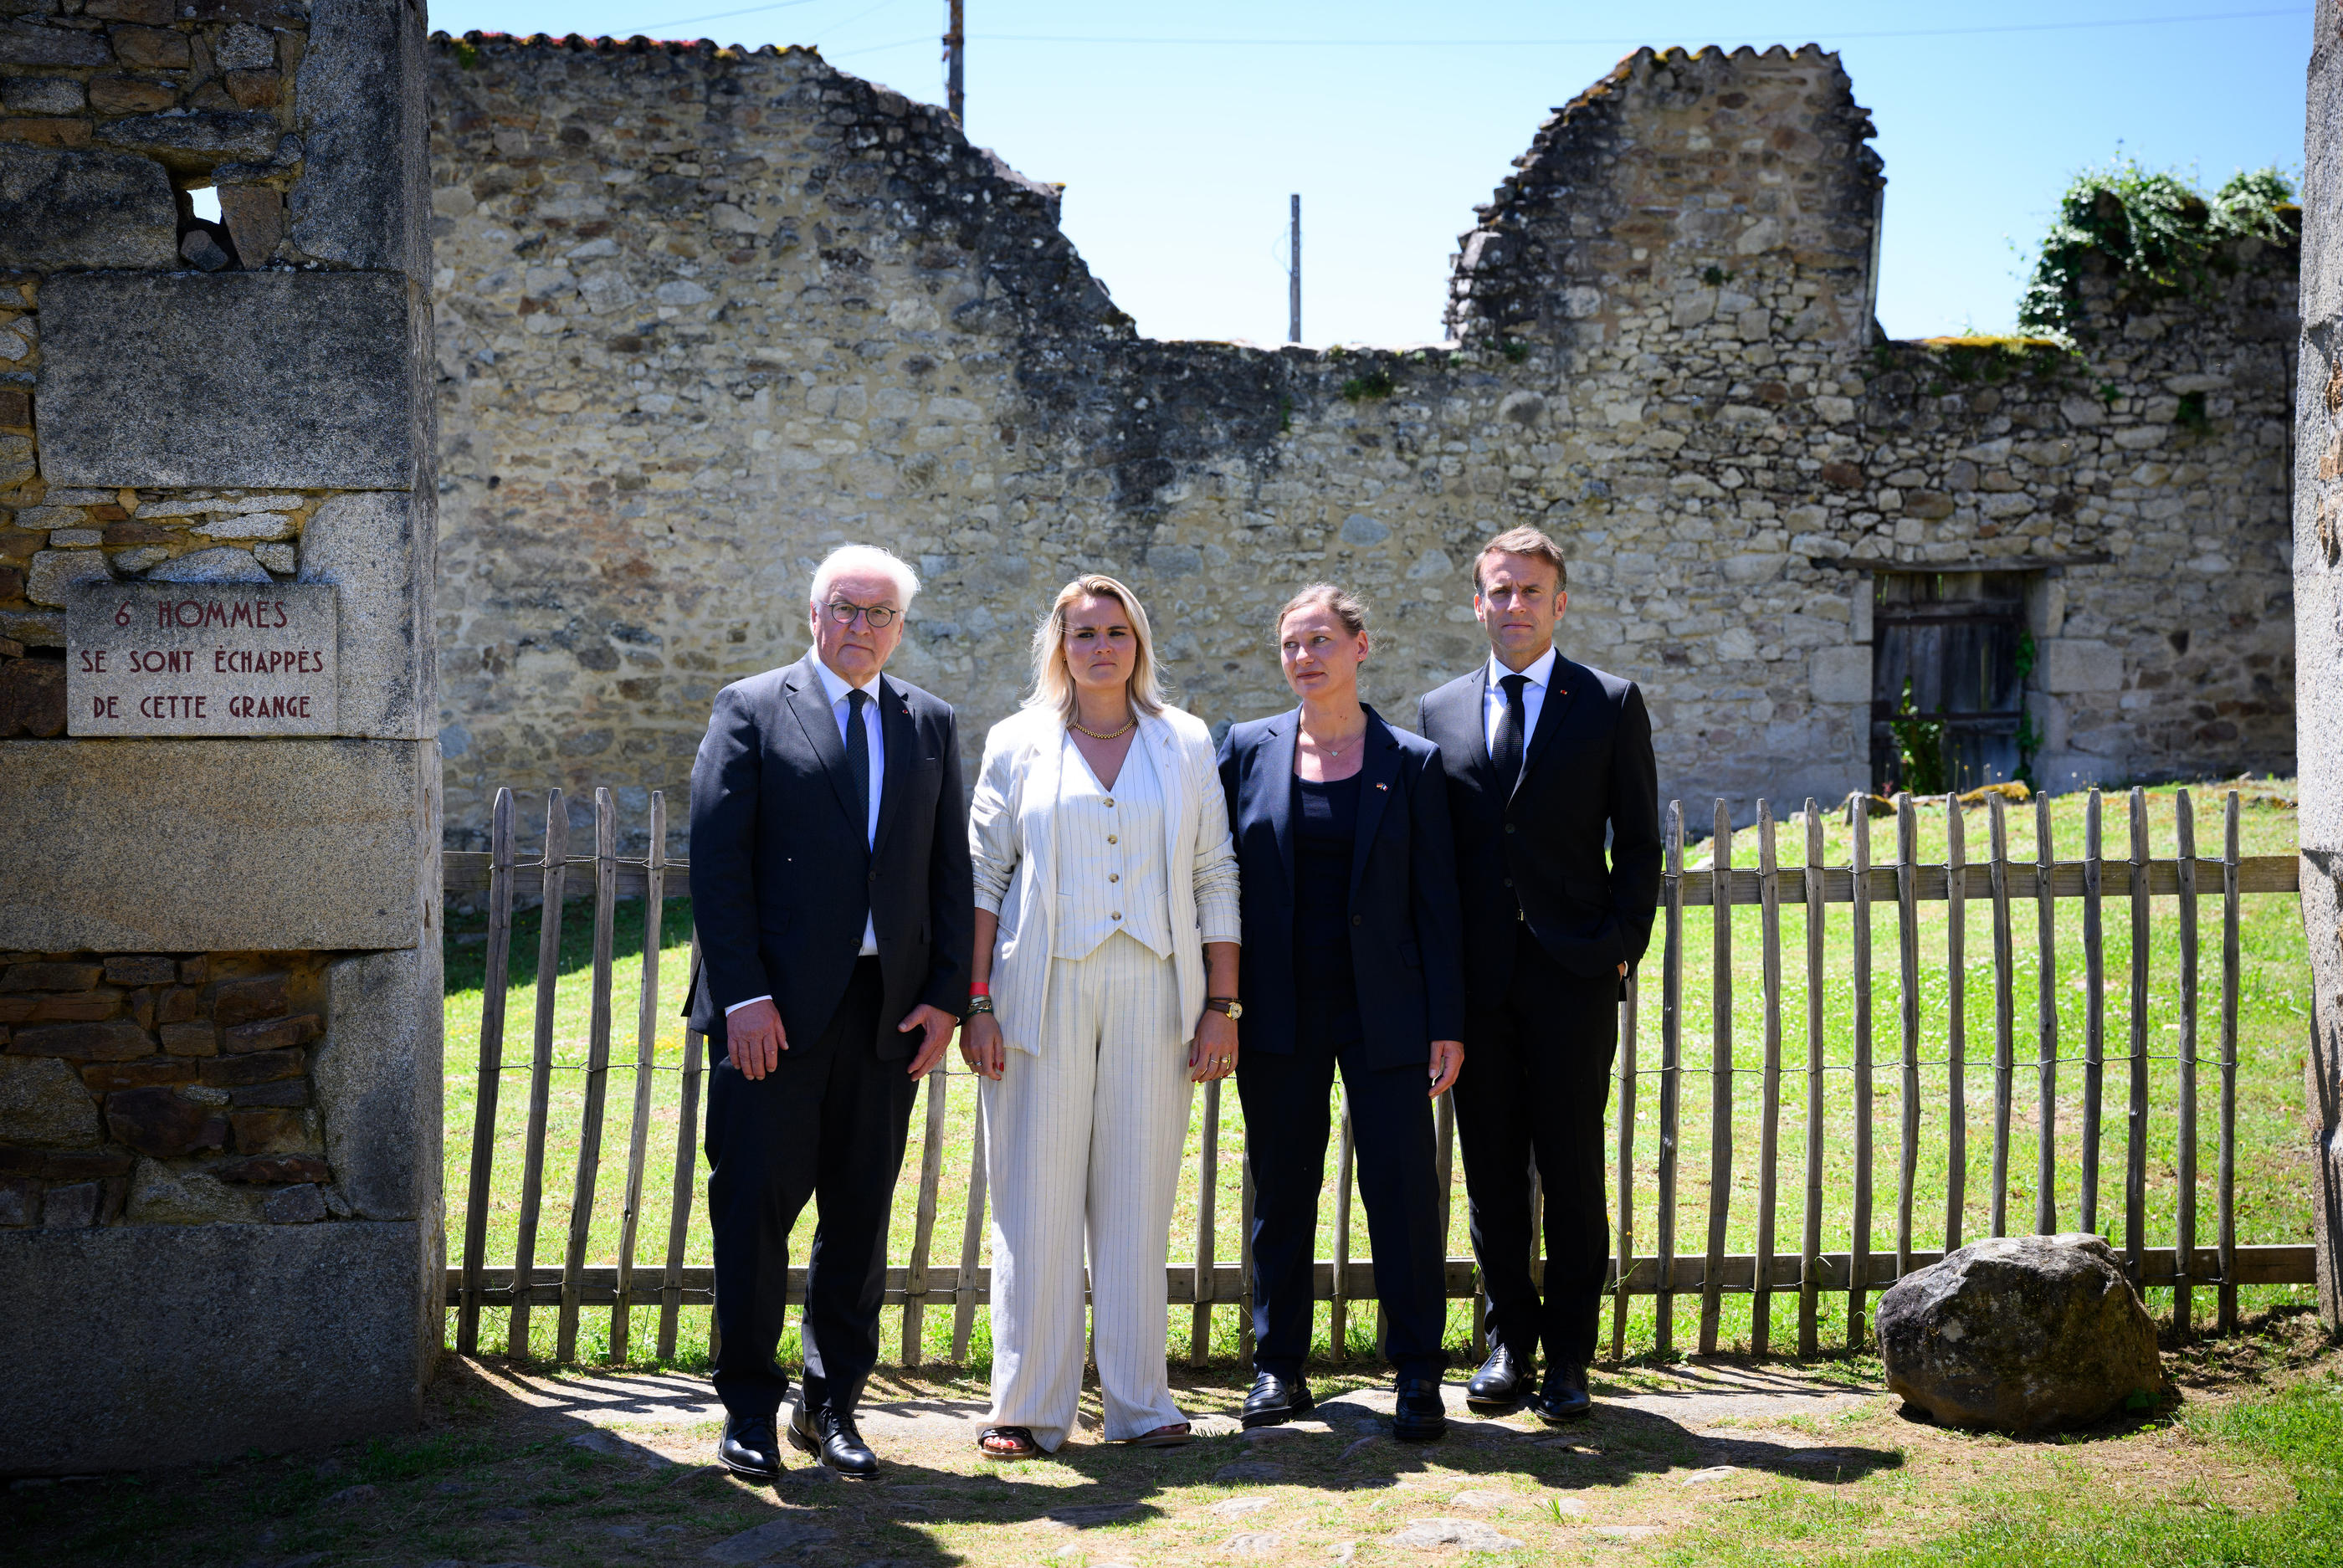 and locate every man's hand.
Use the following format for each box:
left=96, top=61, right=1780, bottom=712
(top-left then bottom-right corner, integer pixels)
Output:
left=727, top=998, right=787, bottom=1079
left=900, top=1003, right=957, bottom=1076
left=1428, top=1038, right=1464, bottom=1098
